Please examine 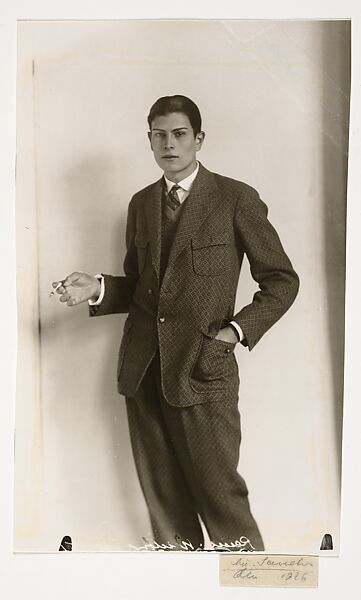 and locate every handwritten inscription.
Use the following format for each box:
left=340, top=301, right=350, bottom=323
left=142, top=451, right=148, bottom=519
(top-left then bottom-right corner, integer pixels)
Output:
left=129, top=535, right=254, bottom=552
left=219, top=554, right=318, bottom=587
